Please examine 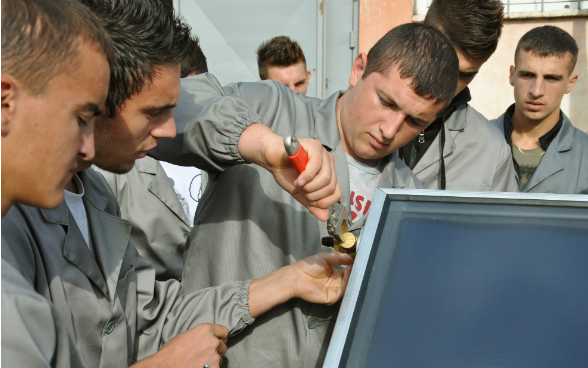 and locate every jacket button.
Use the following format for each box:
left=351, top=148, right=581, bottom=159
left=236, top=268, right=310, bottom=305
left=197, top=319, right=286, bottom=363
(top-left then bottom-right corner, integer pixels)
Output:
left=308, top=319, right=316, bottom=329
left=183, top=232, right=189, bottom=239
left=105, top=322, right=116, bottom=334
